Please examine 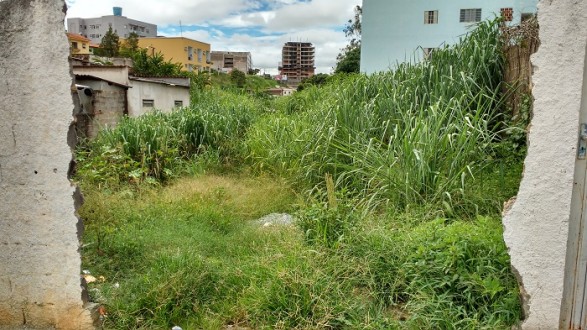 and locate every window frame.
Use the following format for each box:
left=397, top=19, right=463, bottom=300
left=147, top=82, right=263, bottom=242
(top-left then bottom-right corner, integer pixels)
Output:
left=142, top=99, right=155, bottom=108
left=424, top=10, right=438, bottom=24
left=459, top=8, right=482, bottom=23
